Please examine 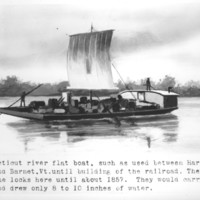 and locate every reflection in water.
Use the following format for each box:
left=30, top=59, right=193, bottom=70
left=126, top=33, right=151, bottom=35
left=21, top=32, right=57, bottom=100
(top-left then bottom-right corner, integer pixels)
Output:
left=6, top=114, right=179, bottom=152
left=146, top=137, right=151, bottom=148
